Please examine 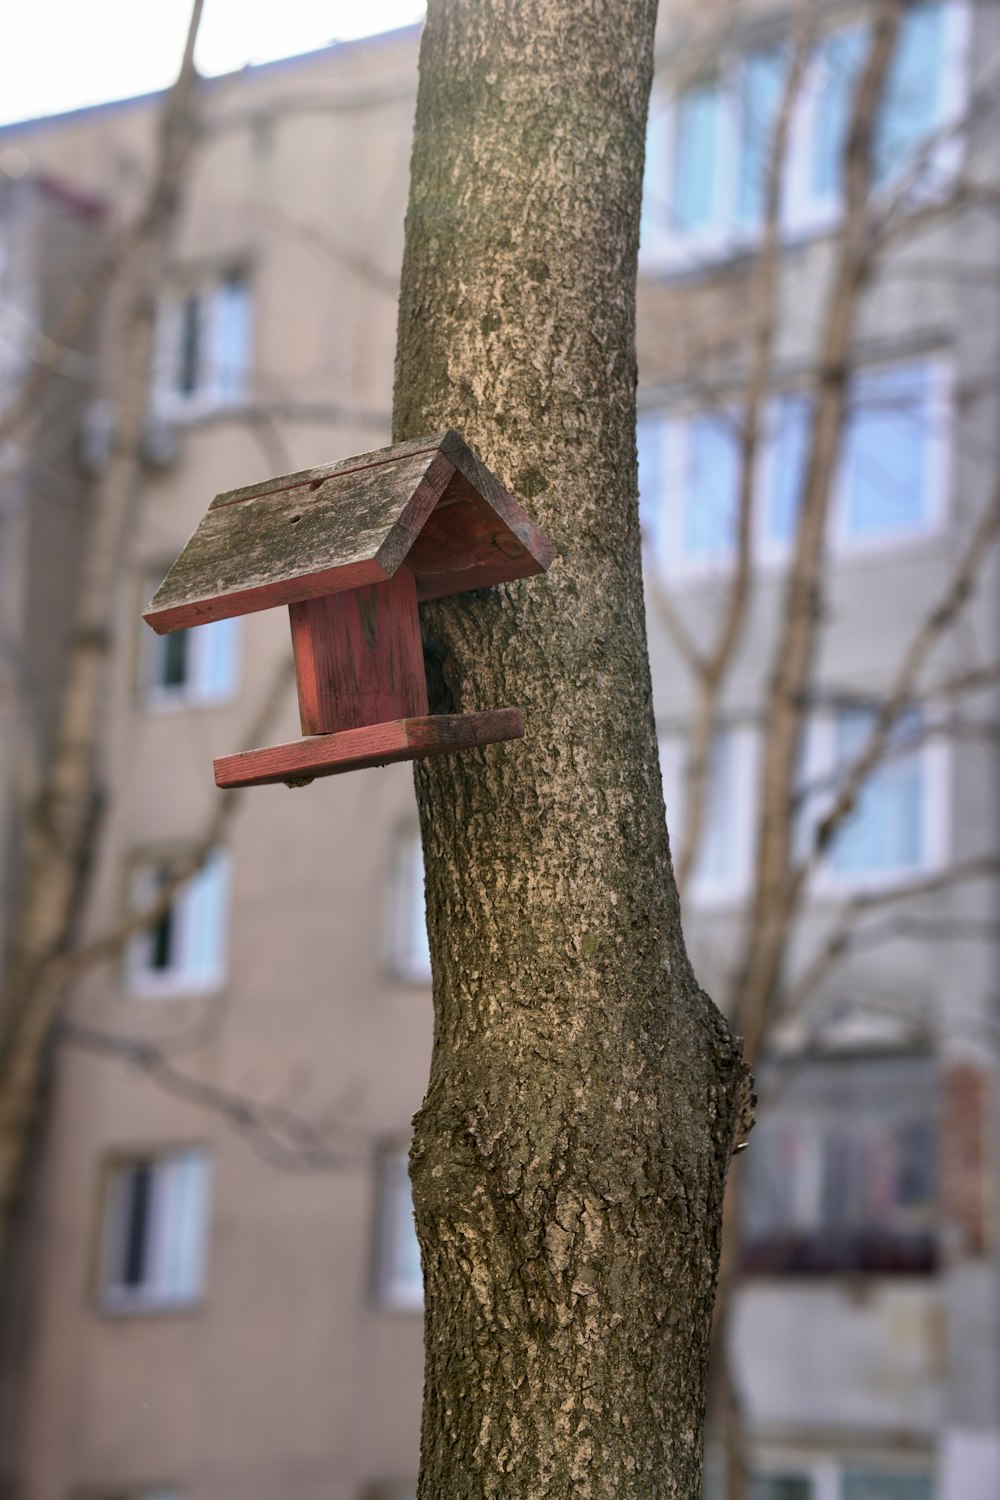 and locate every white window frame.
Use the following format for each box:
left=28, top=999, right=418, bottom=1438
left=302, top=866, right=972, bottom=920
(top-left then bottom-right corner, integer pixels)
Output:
left=97, top=1148, right=211, bottom=1315
left=126, top=850, right=230, bottom=998
left=659, top=726, right=759, bottom=907
left=799, top=708, right=949, bottom=895
left=152, top=267, right=253, bottom=421
left=372, top=1145, right=423, bottom=1312
left=144, top=614, right=241, bottom=711
left=385, top=828, right=431, bottom=985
